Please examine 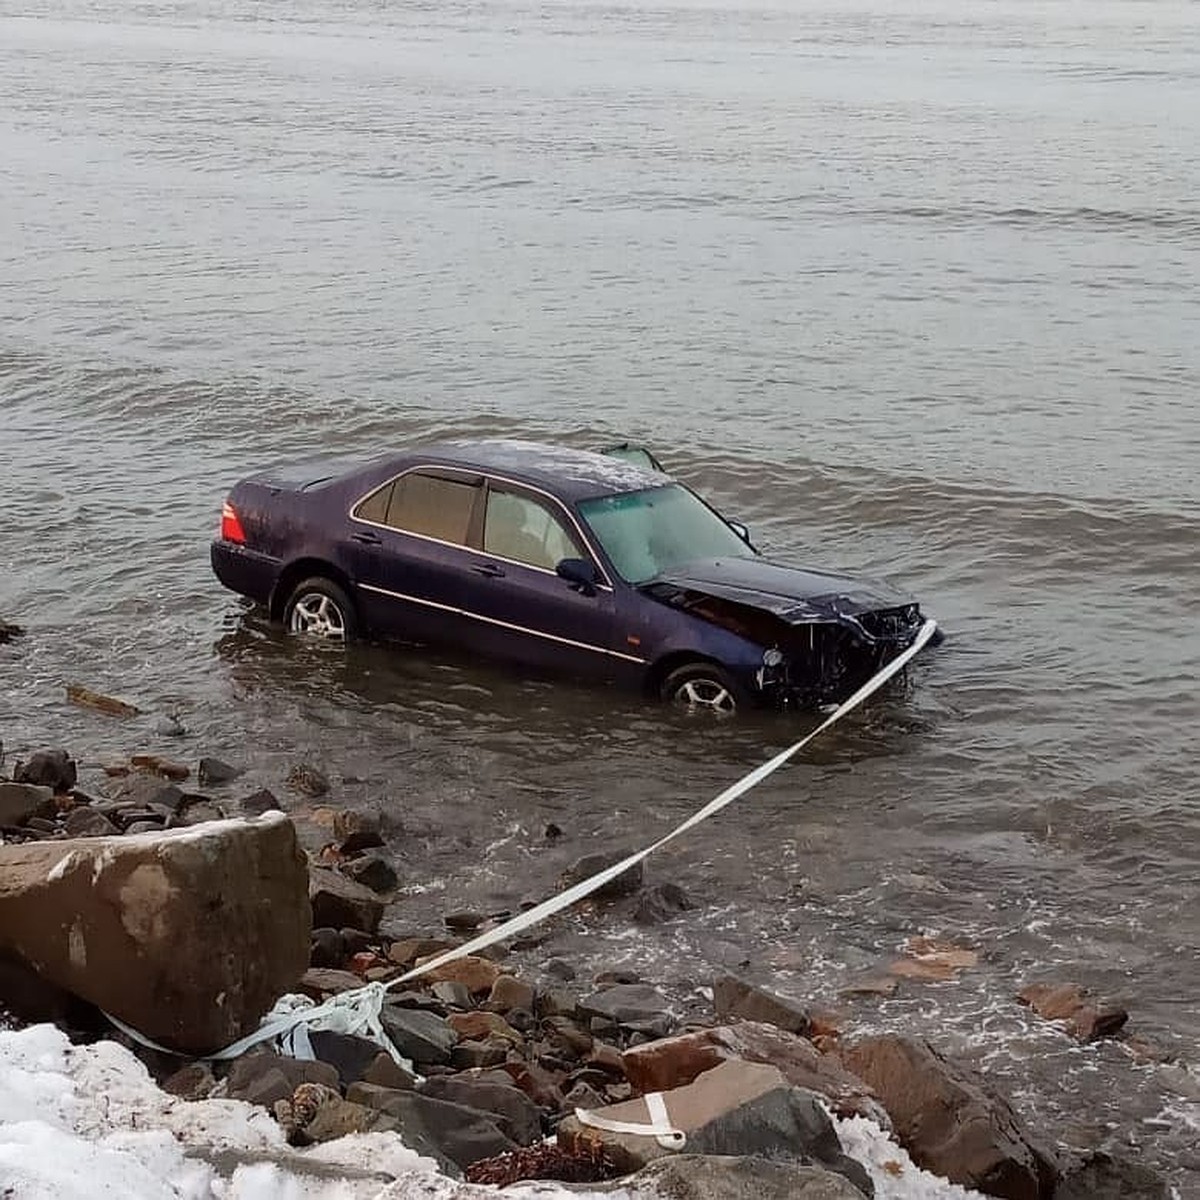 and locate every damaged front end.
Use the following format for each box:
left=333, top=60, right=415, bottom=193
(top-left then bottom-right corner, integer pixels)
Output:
left=644, top=577, right=935, bottom=710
